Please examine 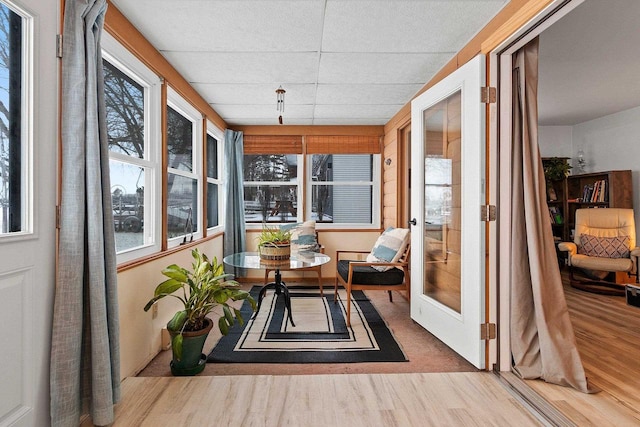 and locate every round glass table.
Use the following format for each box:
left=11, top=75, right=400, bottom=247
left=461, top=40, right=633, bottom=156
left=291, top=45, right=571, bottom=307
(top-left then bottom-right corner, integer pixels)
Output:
left=223, top=251, right=330, bottom=327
